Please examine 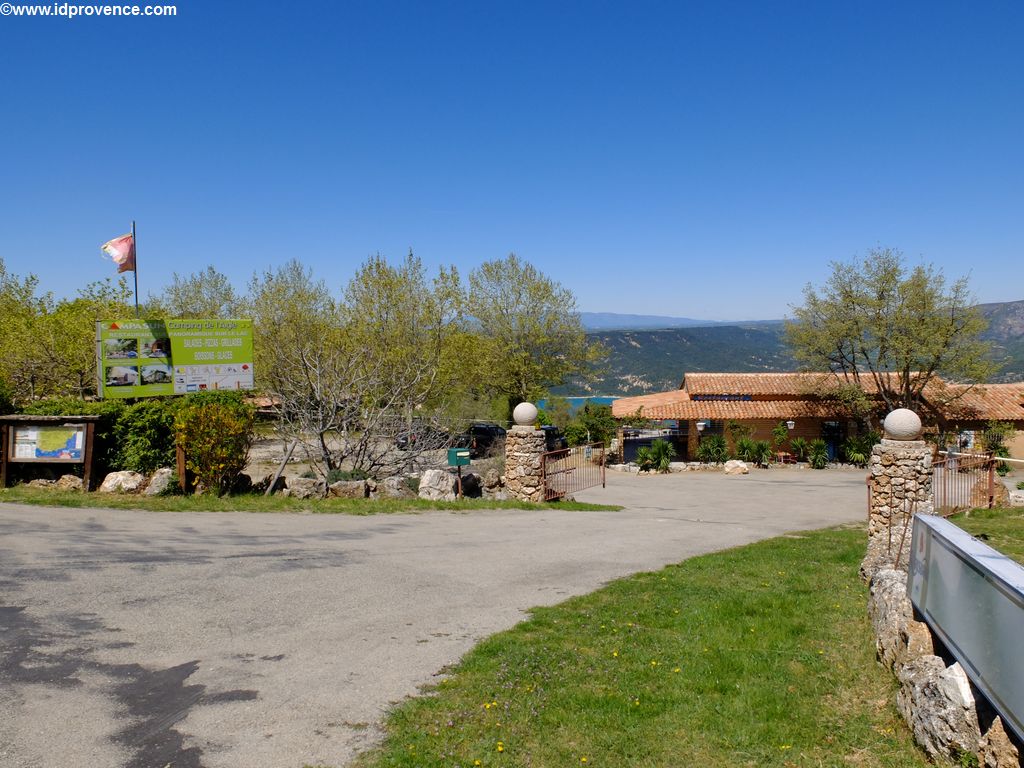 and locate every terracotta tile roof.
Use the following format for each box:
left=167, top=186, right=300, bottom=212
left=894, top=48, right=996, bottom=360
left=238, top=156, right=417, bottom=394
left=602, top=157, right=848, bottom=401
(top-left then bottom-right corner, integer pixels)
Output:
left=613, top=395, right=849, bottom=421
left=612, top=371, right=1024, bottom=424
left=930, top=383, right=1024, bottom=422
